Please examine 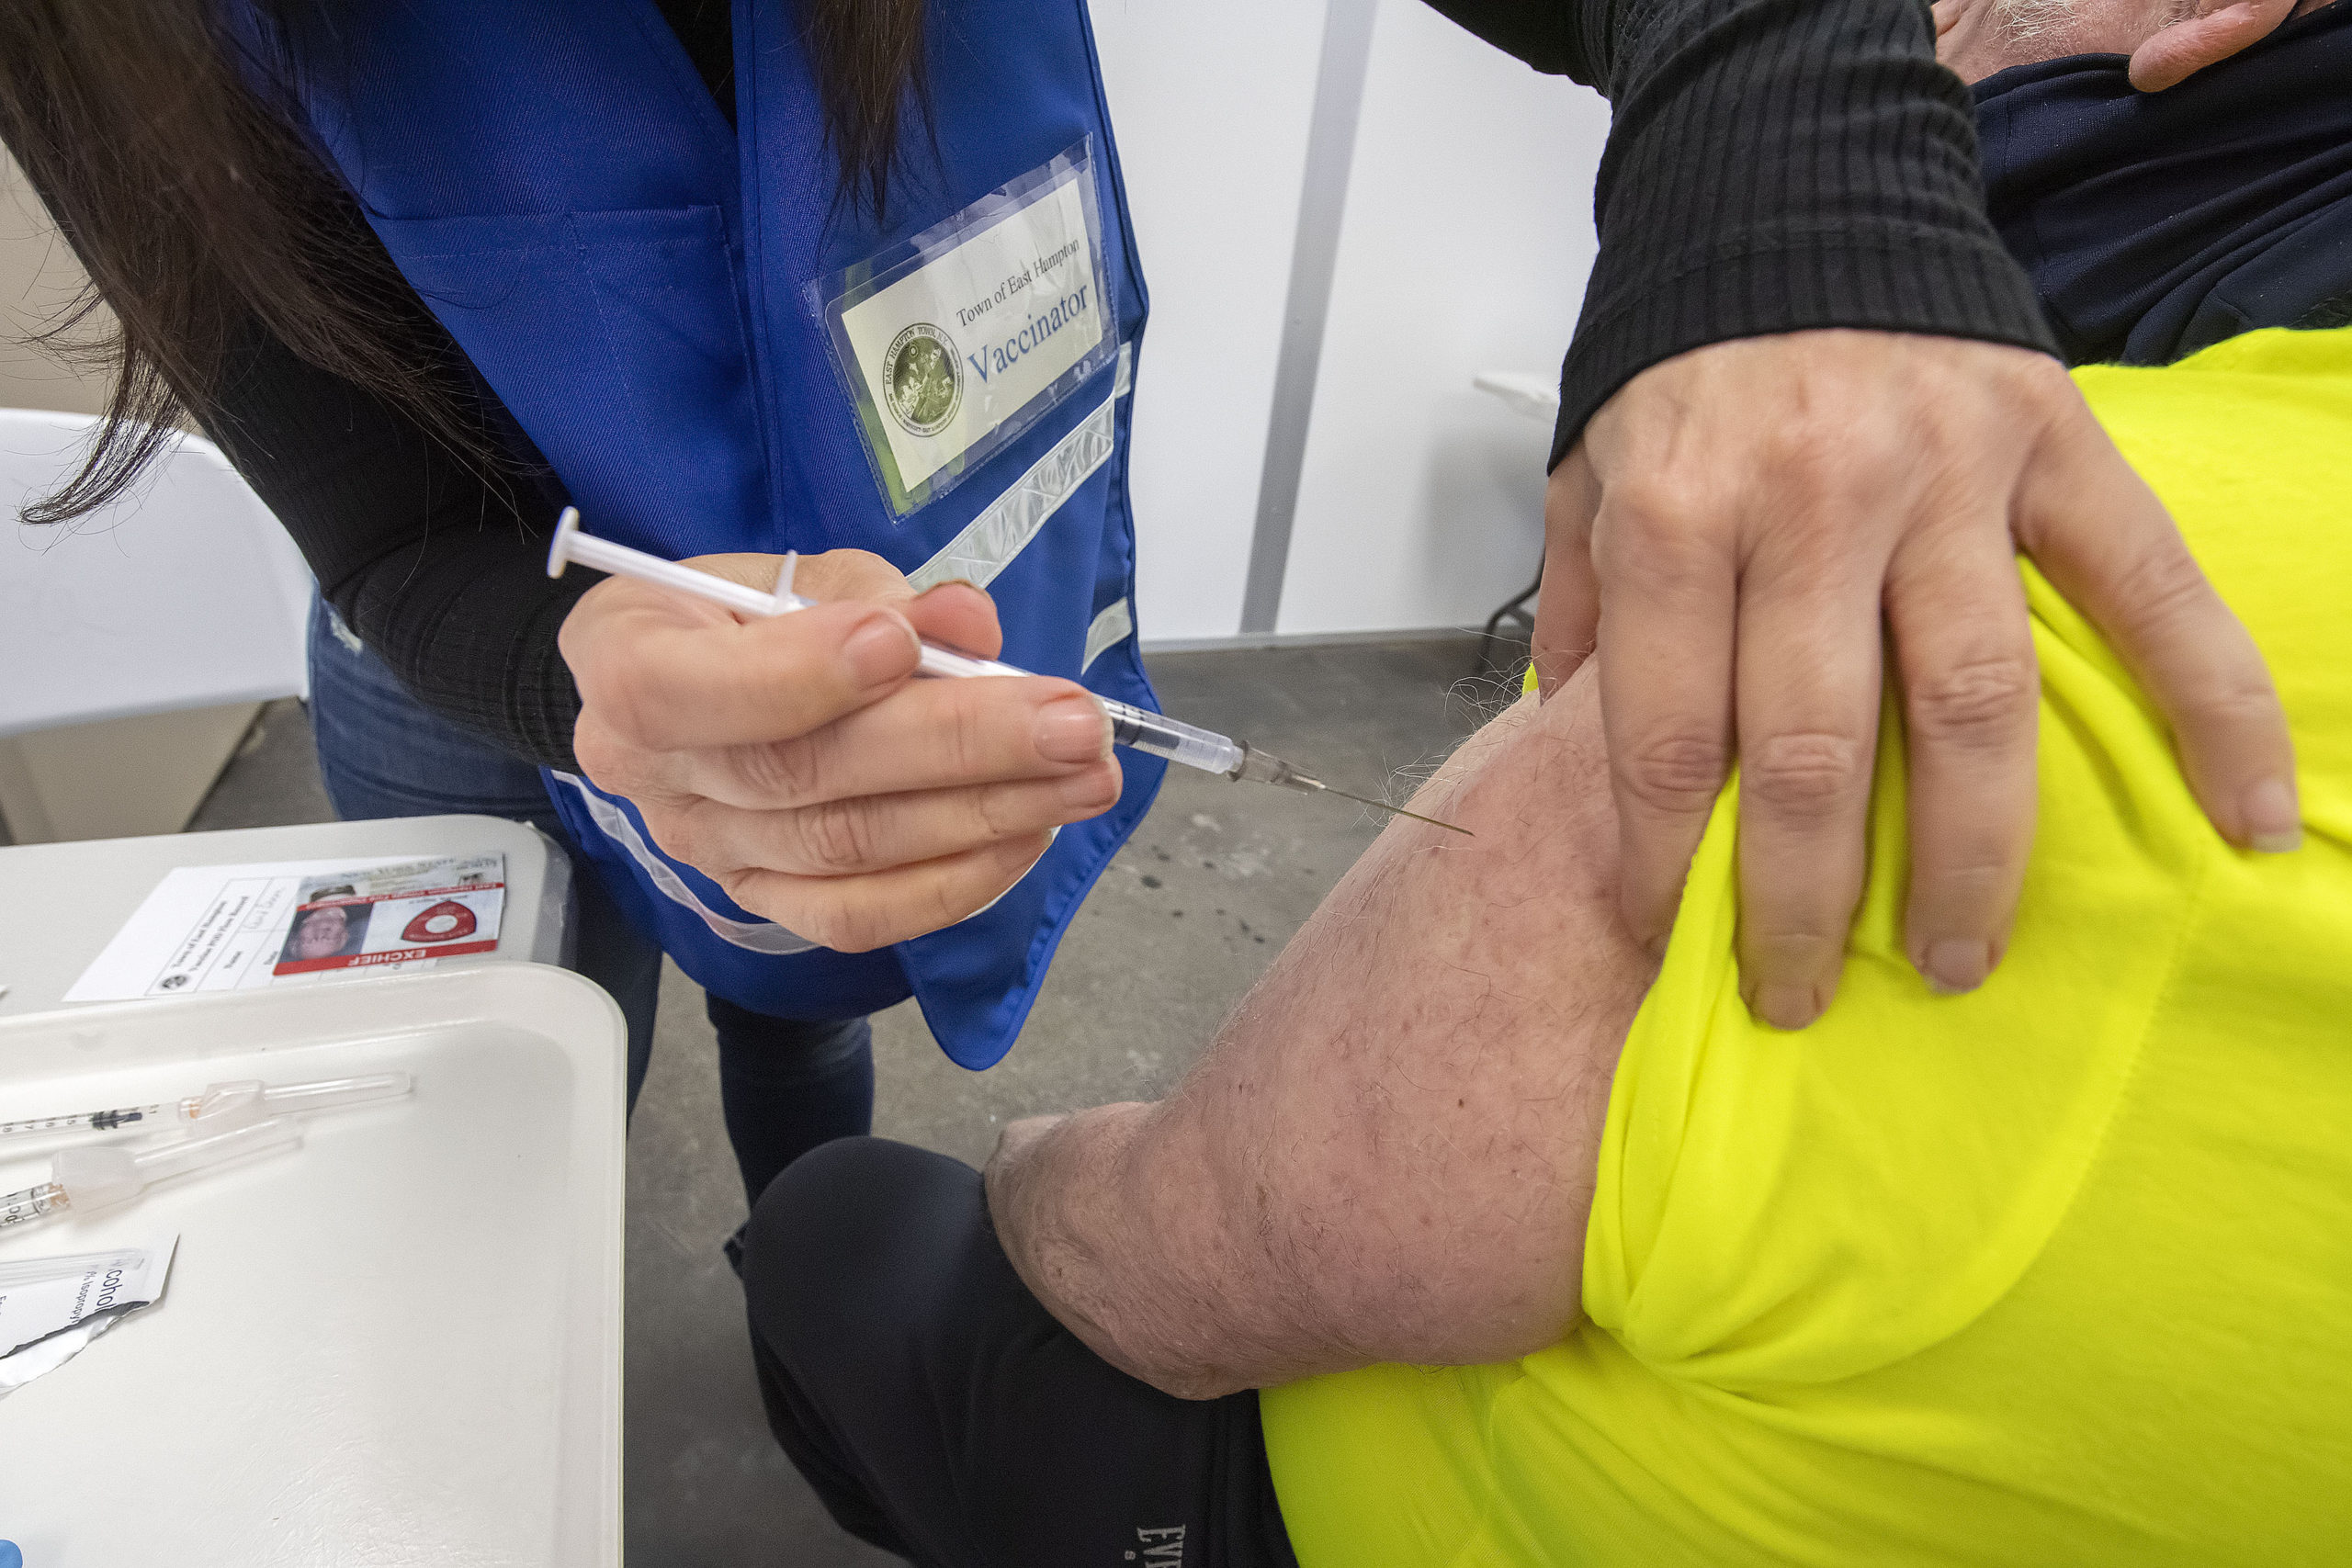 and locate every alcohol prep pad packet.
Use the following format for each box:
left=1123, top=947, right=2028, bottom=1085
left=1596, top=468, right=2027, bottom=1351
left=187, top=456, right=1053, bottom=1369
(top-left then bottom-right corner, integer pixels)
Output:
left=0, top=1236, right=176, bottom=1395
